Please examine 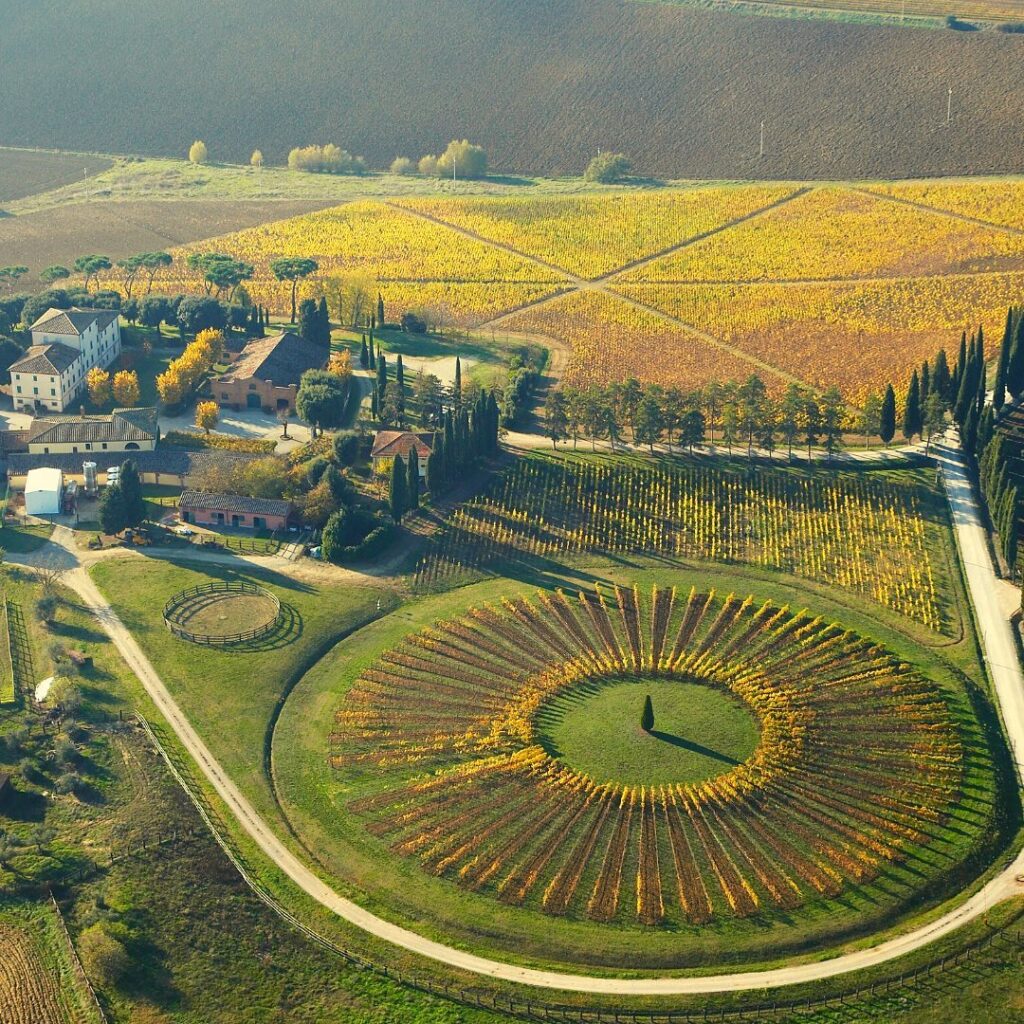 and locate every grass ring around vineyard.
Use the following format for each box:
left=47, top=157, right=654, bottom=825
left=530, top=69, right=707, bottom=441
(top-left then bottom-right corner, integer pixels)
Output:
left=162, top=581, right=282, bottom=646
left=332, top=583, right=965, bottom=927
